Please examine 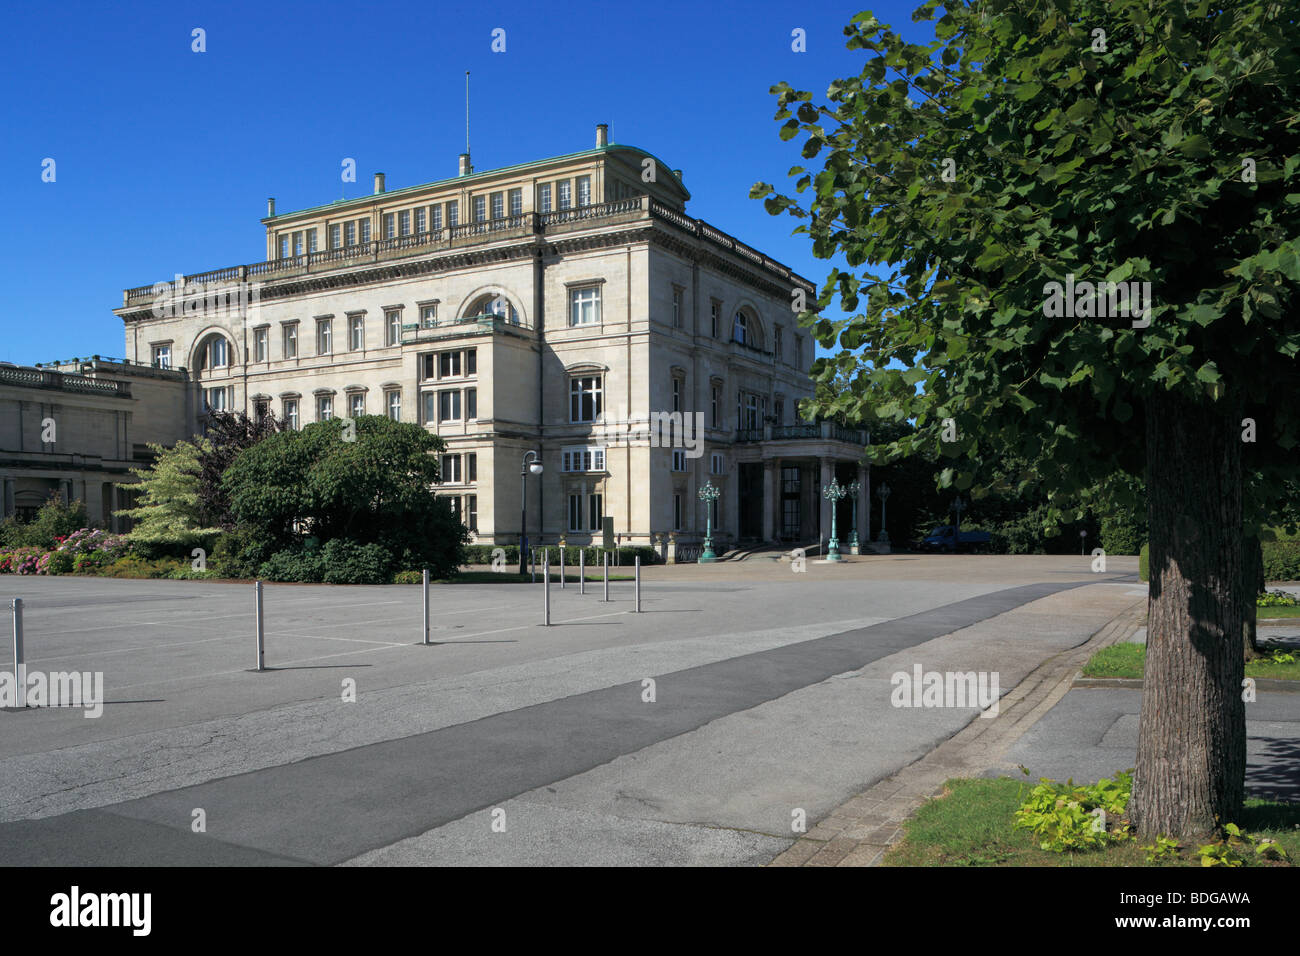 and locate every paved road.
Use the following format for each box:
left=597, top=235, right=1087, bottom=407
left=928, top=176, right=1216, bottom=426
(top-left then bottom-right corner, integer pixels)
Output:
left=0, top=556, right=1144, bottom=865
